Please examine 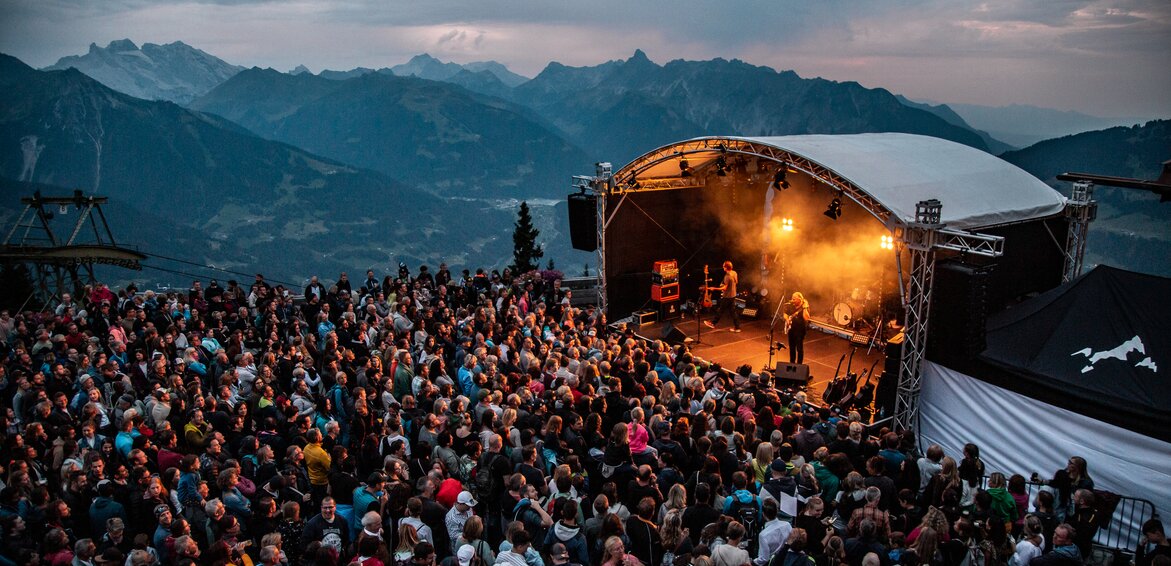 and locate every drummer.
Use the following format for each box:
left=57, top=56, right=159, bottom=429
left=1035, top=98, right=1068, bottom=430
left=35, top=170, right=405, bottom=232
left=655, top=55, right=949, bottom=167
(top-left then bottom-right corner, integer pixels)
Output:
left=785, top=292, right=810, bottom=364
